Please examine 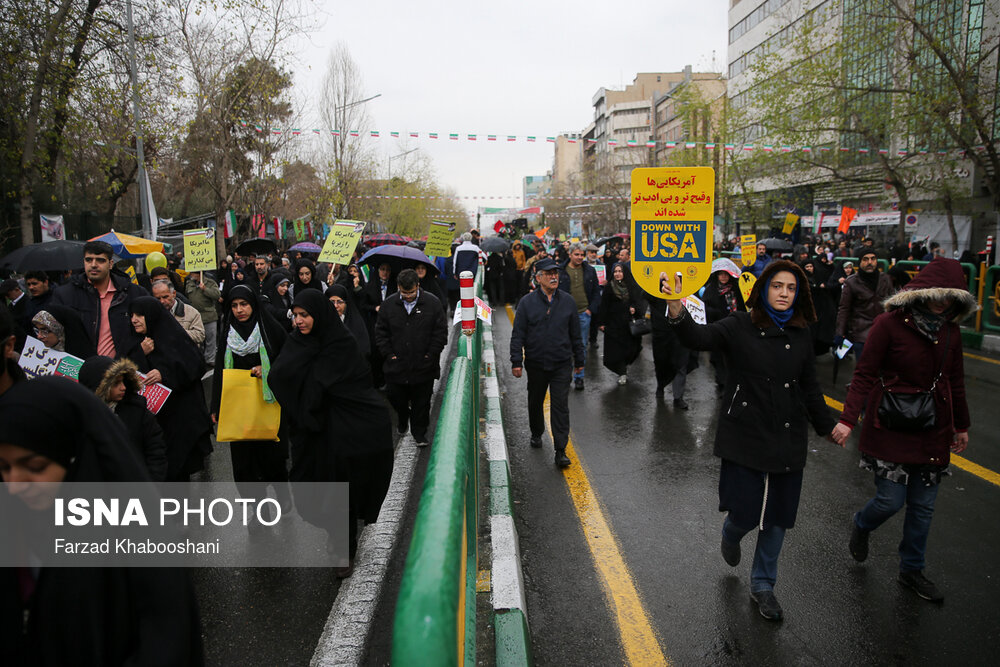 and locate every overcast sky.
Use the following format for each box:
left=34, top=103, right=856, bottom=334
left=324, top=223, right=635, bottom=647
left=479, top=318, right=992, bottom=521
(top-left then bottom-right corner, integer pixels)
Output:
left=291, top=1, right=729, bottom=214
